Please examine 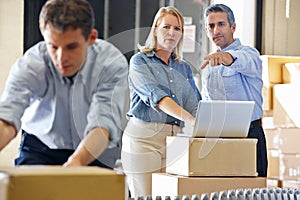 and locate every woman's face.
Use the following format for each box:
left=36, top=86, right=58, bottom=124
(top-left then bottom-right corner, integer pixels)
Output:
left=155, top=14, right=183, bottom=52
